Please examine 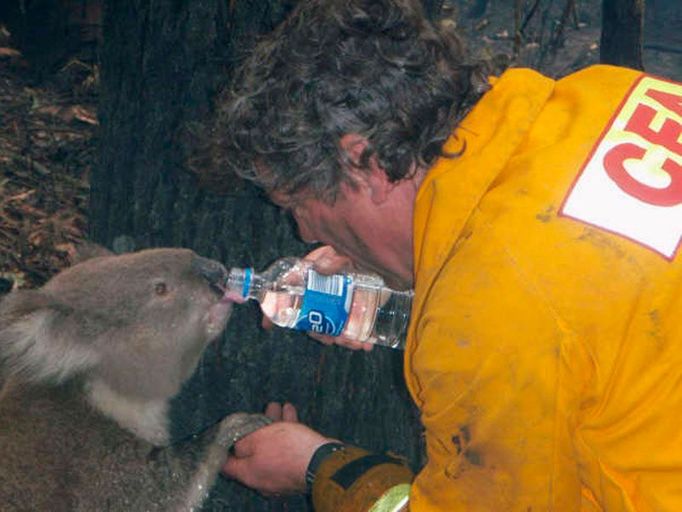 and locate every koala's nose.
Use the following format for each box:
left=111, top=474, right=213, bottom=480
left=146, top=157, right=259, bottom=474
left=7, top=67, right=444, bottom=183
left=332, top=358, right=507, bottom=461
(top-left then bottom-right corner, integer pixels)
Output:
left=191, top=256, right=228, bottom=290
